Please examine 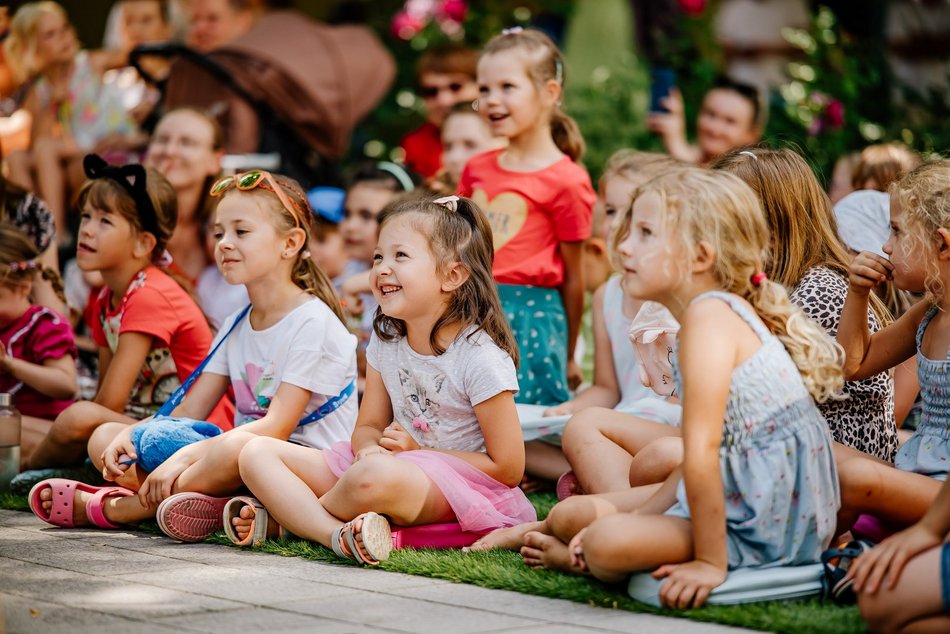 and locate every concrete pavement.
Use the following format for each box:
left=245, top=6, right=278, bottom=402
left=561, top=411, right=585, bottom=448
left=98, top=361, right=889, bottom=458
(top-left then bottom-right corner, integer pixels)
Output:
left=0, top=510, right=750, bottom=633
